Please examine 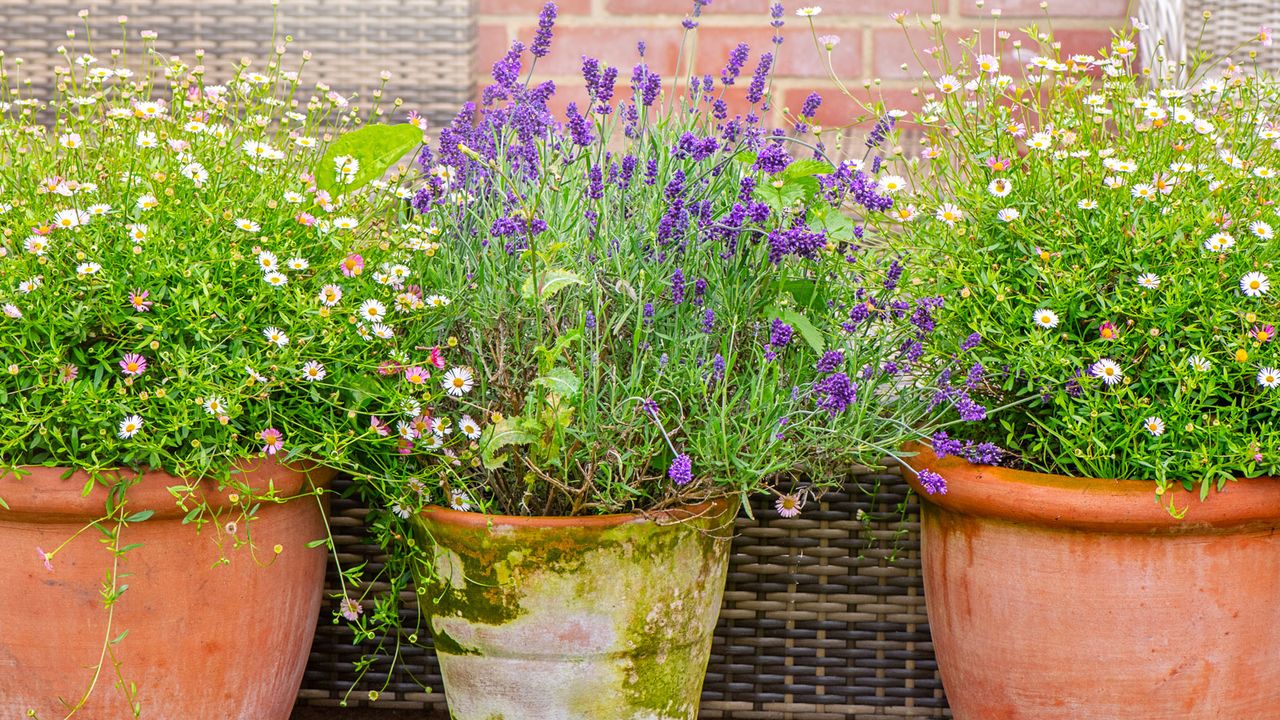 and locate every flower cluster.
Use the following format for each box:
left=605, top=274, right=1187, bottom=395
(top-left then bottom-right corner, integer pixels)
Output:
left=828, top=11, right=1280, bottom=494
